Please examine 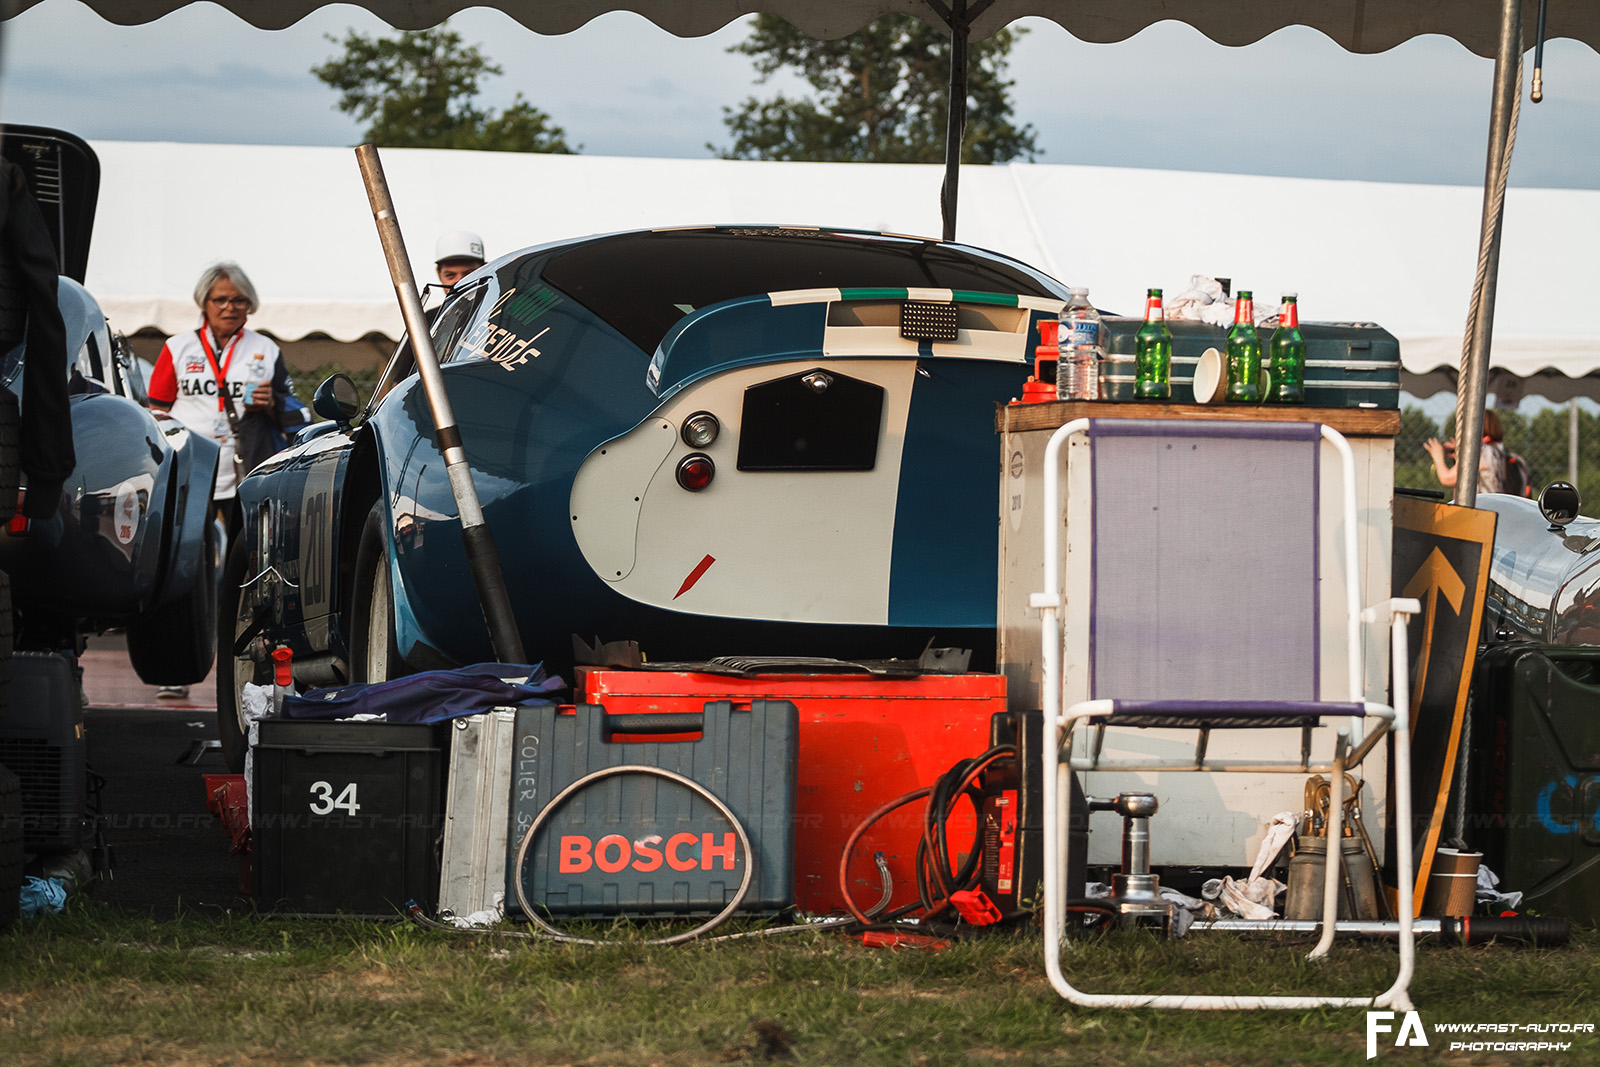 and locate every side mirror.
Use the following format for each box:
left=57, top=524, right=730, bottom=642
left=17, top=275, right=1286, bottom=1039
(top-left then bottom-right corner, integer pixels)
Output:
left=1539, top=480, right=1581, bottom=531
left=312, top=373, right=361, bottom=429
